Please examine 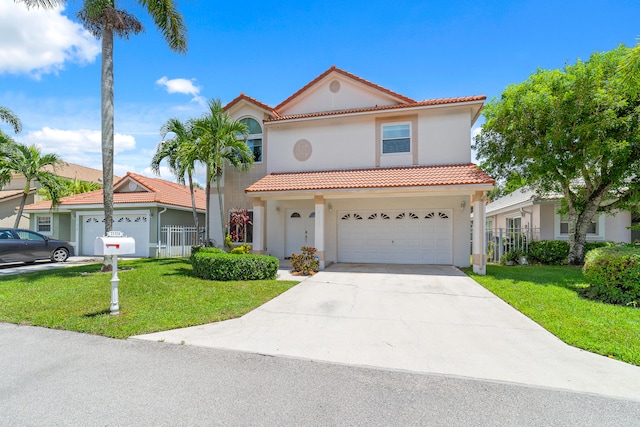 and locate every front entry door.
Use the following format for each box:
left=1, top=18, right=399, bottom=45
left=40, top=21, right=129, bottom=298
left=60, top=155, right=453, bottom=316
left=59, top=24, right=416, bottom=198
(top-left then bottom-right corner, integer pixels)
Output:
left=285, top=209, right=315, bottom=257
